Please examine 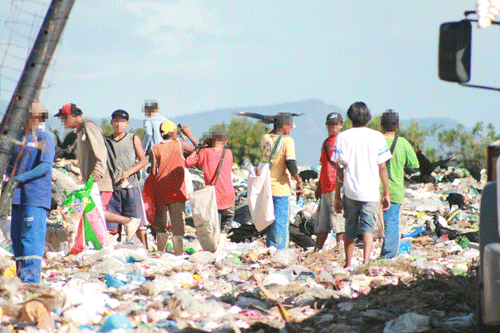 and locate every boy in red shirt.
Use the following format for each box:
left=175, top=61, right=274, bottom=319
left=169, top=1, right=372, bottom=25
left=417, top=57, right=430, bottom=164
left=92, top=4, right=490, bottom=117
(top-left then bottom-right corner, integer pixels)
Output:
left=151, top=121, right=198, bottom=254
left=314, top=112, right=345, bottom=251
left=186, top=131, right=235, bottom=232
